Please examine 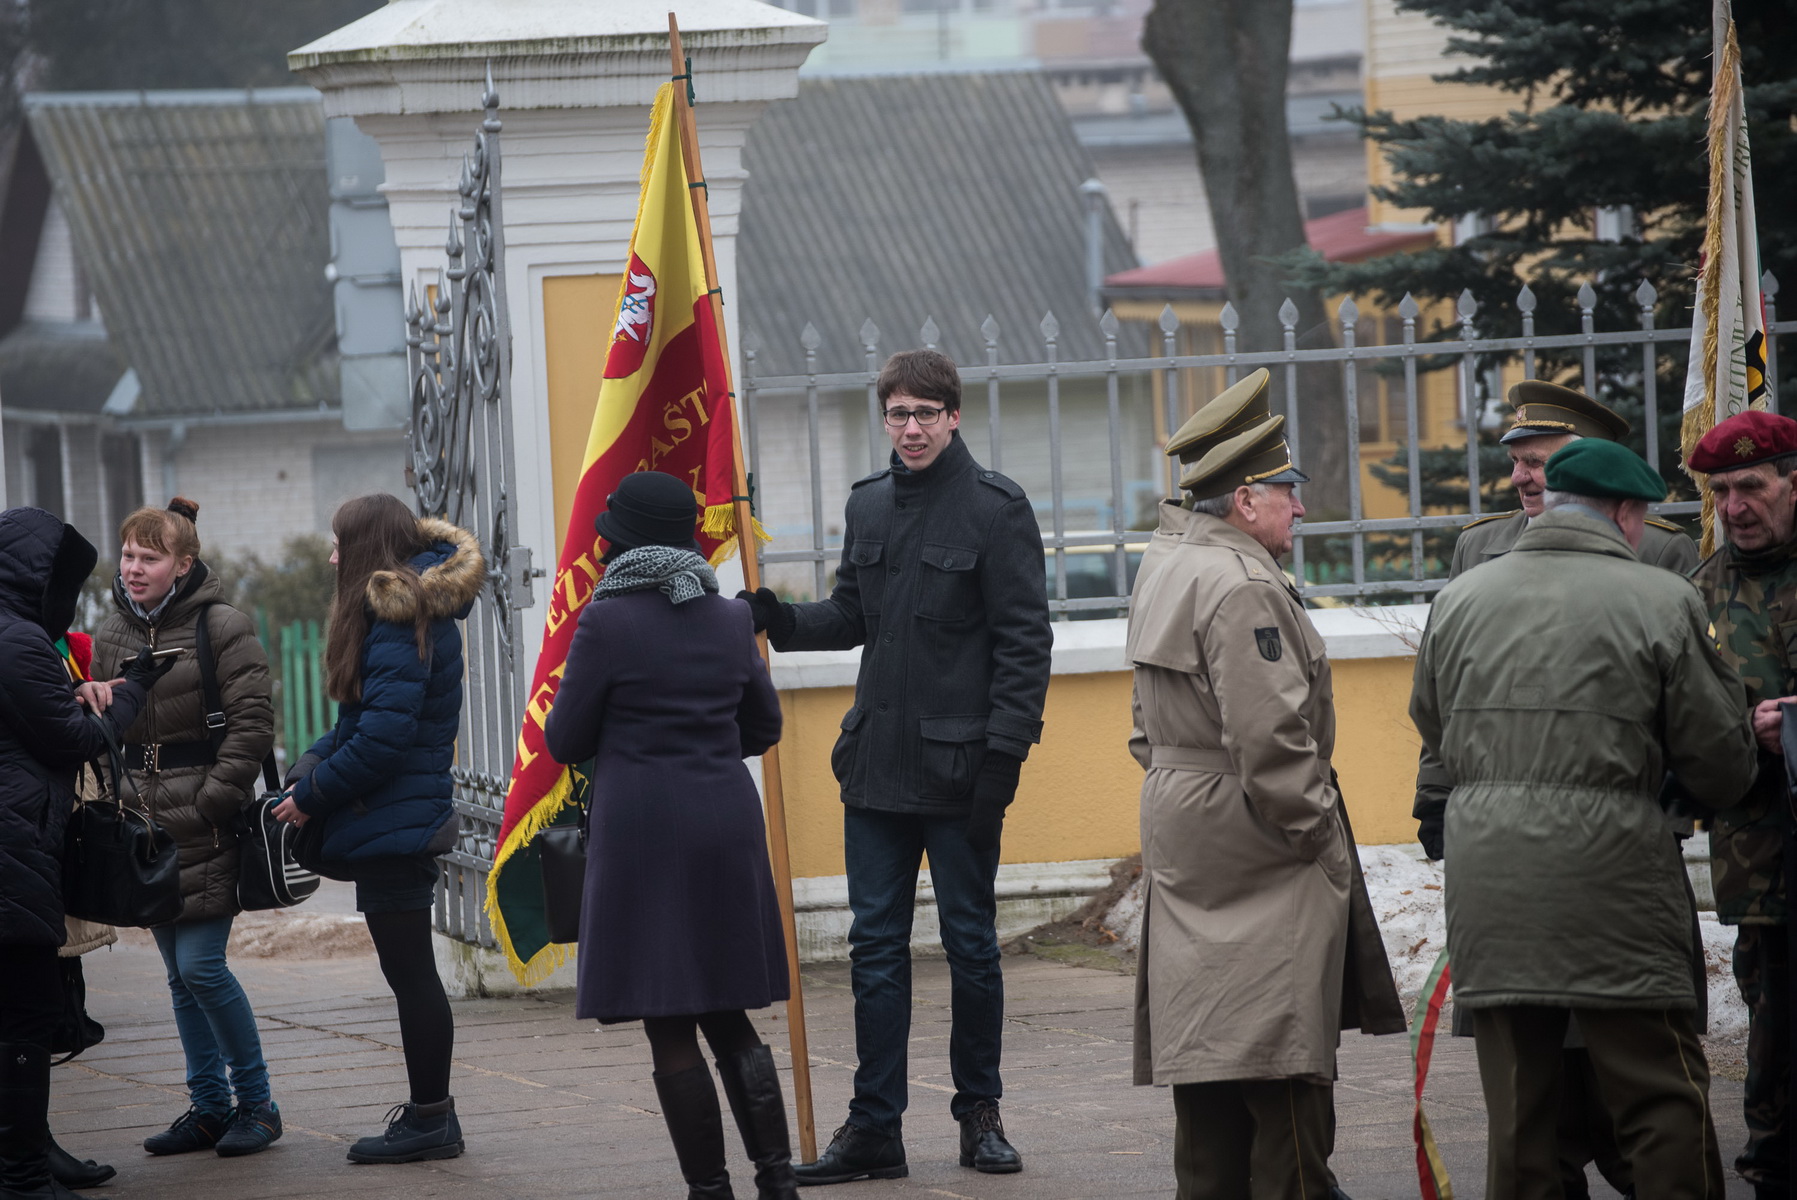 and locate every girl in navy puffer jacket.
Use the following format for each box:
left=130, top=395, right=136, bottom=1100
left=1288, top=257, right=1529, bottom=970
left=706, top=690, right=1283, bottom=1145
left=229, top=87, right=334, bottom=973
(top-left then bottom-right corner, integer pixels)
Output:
left=272, top=494, right=482, bottom=1165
